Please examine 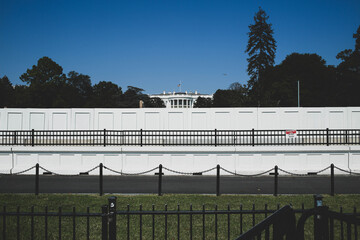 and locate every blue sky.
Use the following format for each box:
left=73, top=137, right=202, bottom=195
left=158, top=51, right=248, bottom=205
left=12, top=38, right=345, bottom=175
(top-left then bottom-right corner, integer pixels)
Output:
left=1, top=0, right=359, bottom=94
